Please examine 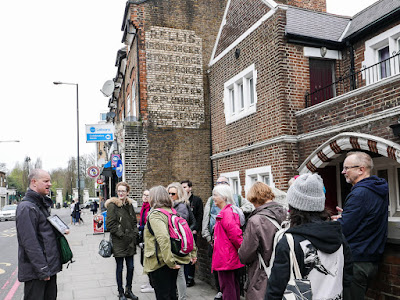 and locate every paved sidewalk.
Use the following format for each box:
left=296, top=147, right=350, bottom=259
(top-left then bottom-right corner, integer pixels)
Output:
left=57, top=210, right=218, bottom=300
